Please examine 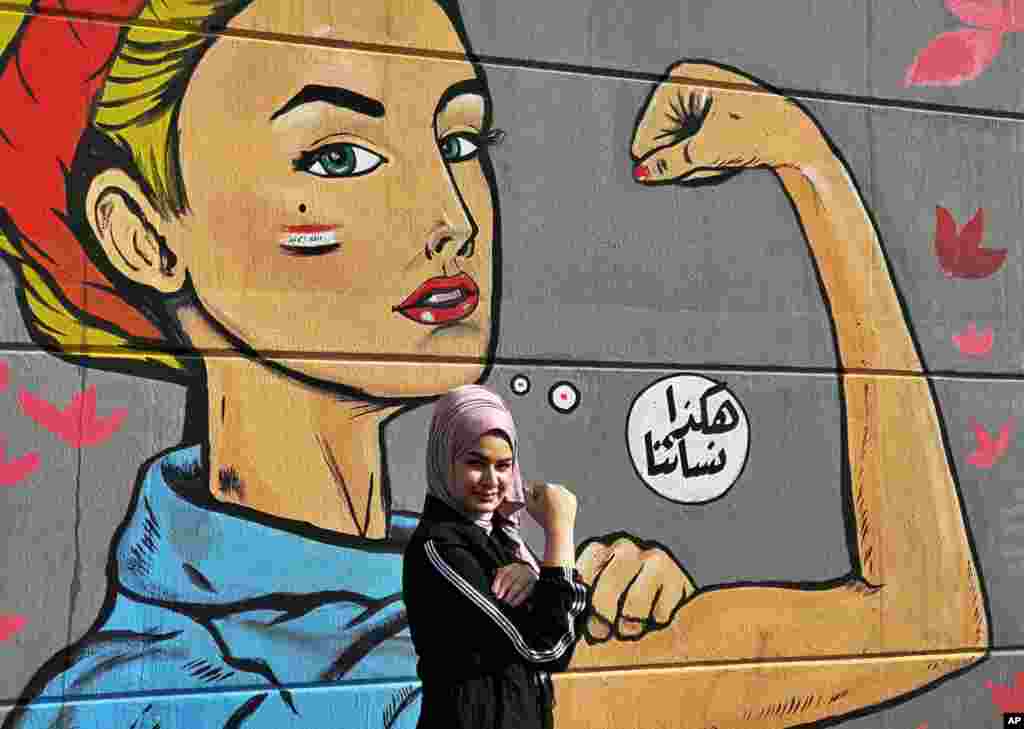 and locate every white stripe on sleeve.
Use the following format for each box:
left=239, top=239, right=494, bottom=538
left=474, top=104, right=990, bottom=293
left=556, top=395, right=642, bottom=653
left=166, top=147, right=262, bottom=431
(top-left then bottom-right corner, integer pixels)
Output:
left=424, top=540, right=587, bottom=663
